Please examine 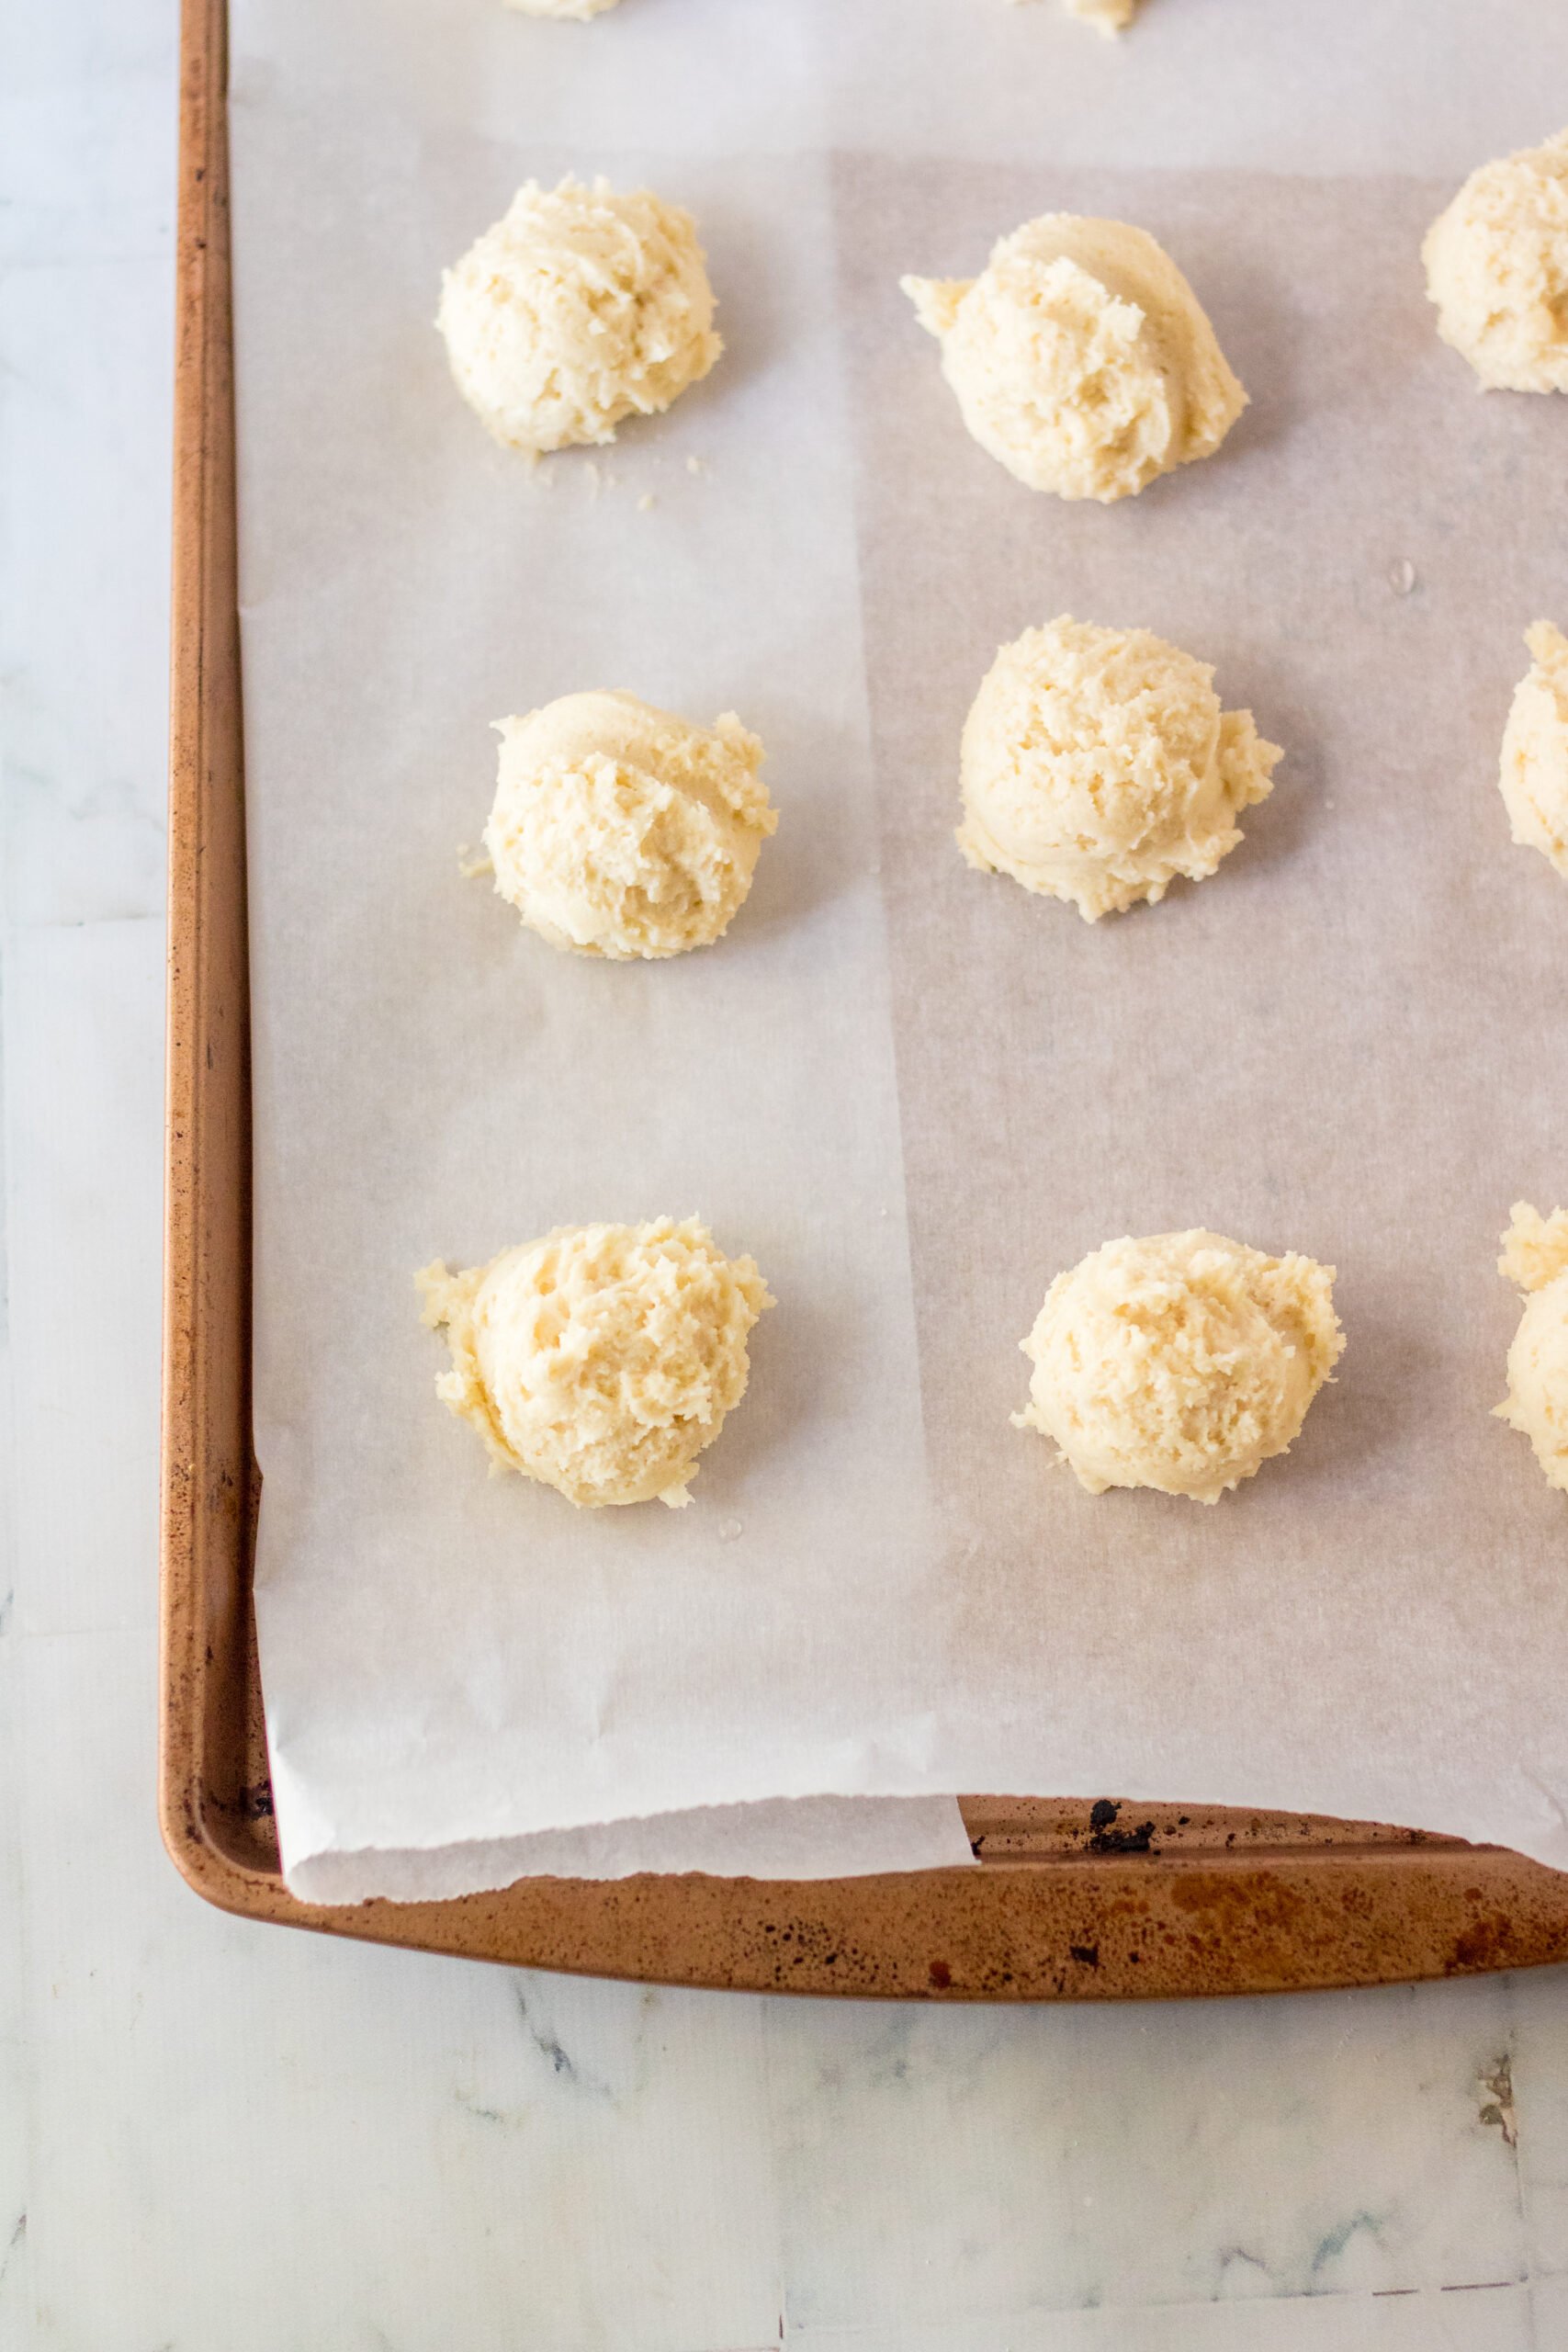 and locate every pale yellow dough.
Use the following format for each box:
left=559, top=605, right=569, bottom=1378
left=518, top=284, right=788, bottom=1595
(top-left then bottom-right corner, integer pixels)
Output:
left=1423, top=130, right=1568, bottom=391
left=957, top=617, right=1280, bottom=921
left=483, top=690, right=776, bottom=960
left=1053, top=0, right=1141, bottom=30
left=1064, top=0, right=1138, bottom=27
left=1002, top=0, right=1140, bottom=26
left=418, top=1219, right=773, bottom=1510
left=1496, top=1204, right=1568, bottom=1494
left=901, top=213, right=1246, bottom=502
left=437, top=176, right=720, bottom=455
left=1016, top=1231, right=1344, bottom=1503
left=1500, top=621, right=1568, bottom=882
